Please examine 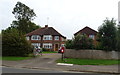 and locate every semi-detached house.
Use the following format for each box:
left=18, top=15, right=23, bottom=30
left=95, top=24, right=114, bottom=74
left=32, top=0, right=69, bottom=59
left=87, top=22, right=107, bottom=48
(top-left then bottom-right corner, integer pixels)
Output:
left=26, top=25, right=66, bottom=51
